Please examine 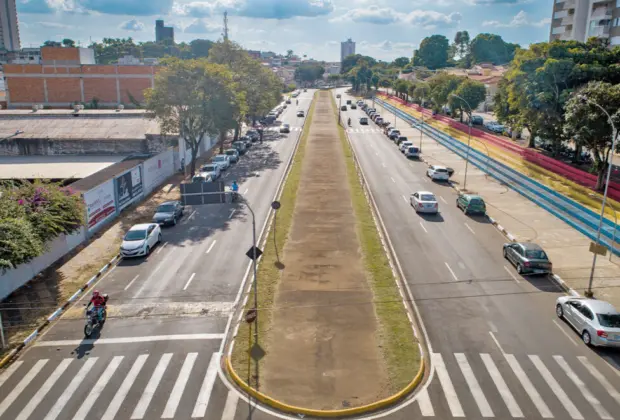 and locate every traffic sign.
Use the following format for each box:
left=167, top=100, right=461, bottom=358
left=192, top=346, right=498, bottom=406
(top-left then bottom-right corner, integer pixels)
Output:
left=589, top=242, right=607, bottom=256
left=249, top=343, right=266, bottom=361
left=271, top=200, right=281, bottom=210
left=246, top=246, right=263, bottom=260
